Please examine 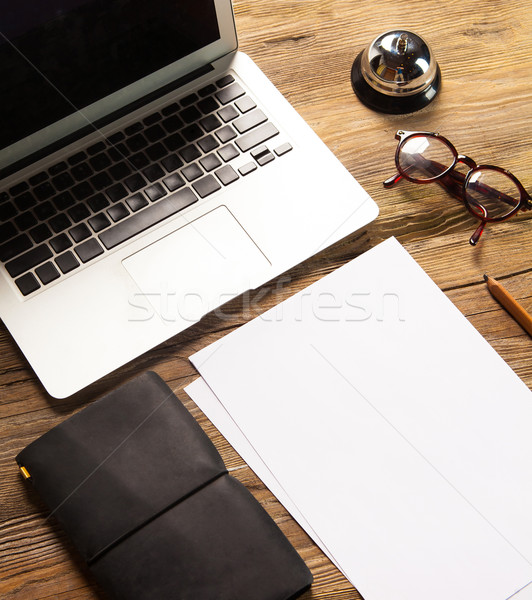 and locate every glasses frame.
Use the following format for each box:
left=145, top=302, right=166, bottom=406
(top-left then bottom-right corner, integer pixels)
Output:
left=384, top=130, right=532, bottom=245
